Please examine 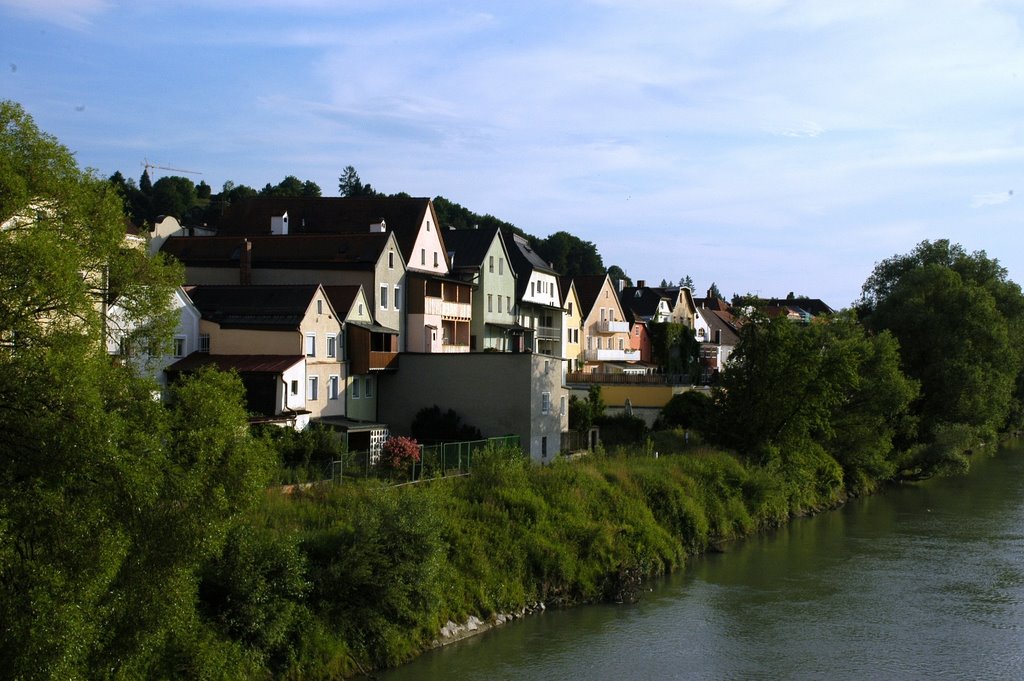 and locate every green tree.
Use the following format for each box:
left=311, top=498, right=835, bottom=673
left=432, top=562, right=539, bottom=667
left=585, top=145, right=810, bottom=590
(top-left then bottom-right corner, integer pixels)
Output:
left=707, top=282, right=722, bottom=300
left=859, top=240, right=1024, bottom=468
left=534, top=231, right=604, bottom=277
left=0, top=100, right=274, bottom=677
left=678, top=275, right=694, bottom=290
left=607, top=265, right=632, bottom=287
left=151, top=174, right=197, bottom=220
left=338, top=165, right=378, bottom=197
